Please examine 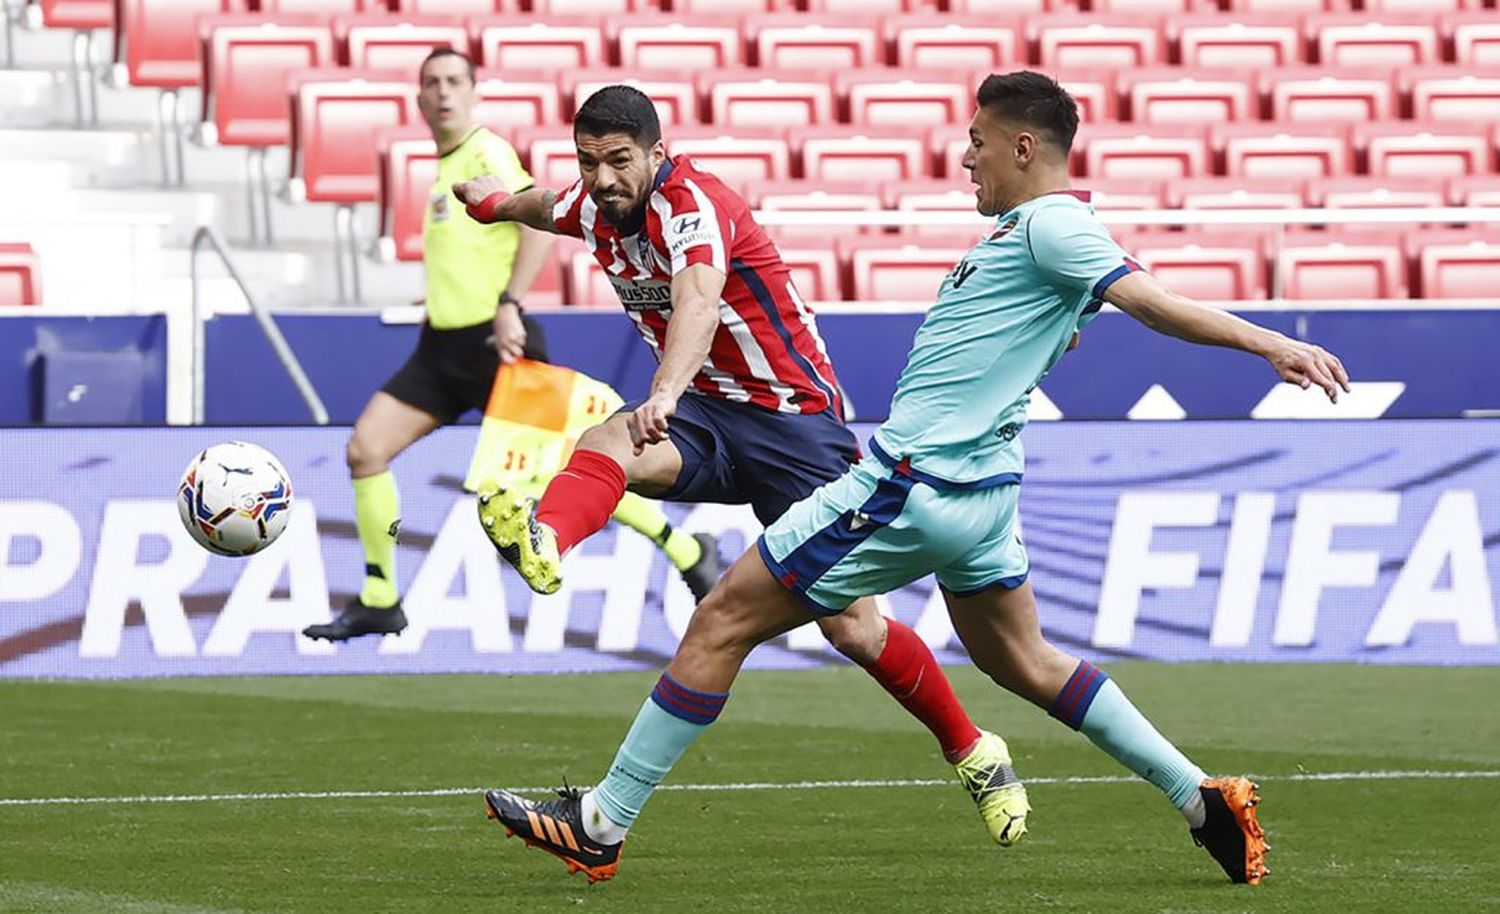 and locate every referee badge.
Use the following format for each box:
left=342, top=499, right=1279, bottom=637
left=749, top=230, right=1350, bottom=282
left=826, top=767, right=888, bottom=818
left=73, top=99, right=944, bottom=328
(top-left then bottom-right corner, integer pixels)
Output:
left=990, top=217, right=1019, bottom=241
left=431, top=191, right=450, bottom=222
